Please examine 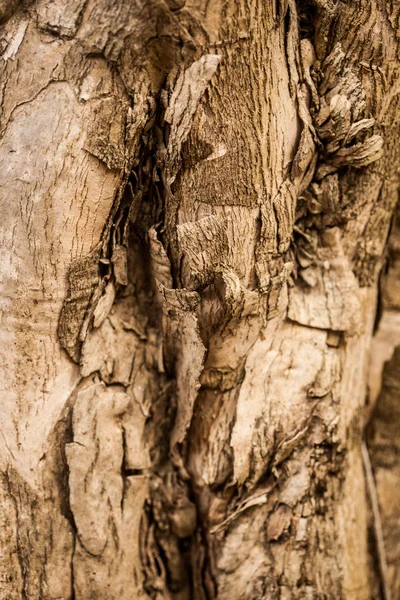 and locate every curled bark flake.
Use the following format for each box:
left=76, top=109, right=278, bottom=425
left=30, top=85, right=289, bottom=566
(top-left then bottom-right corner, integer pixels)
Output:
left=164, top=53, right=221, bottom=183
left=58, top=247, right=102, bottom=362
left=111, top=245, right=128, bottom=286
left=323, top=134, right=384, bottom=171
left=148, top=225, right=173, bottom=289
left=92, top=281, right=116, bottom=328
left=312, top=44, right=384, bottom=179
left=160, top=294, right=206, bottom=471
left=210, top=480, right=276, bottom=534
